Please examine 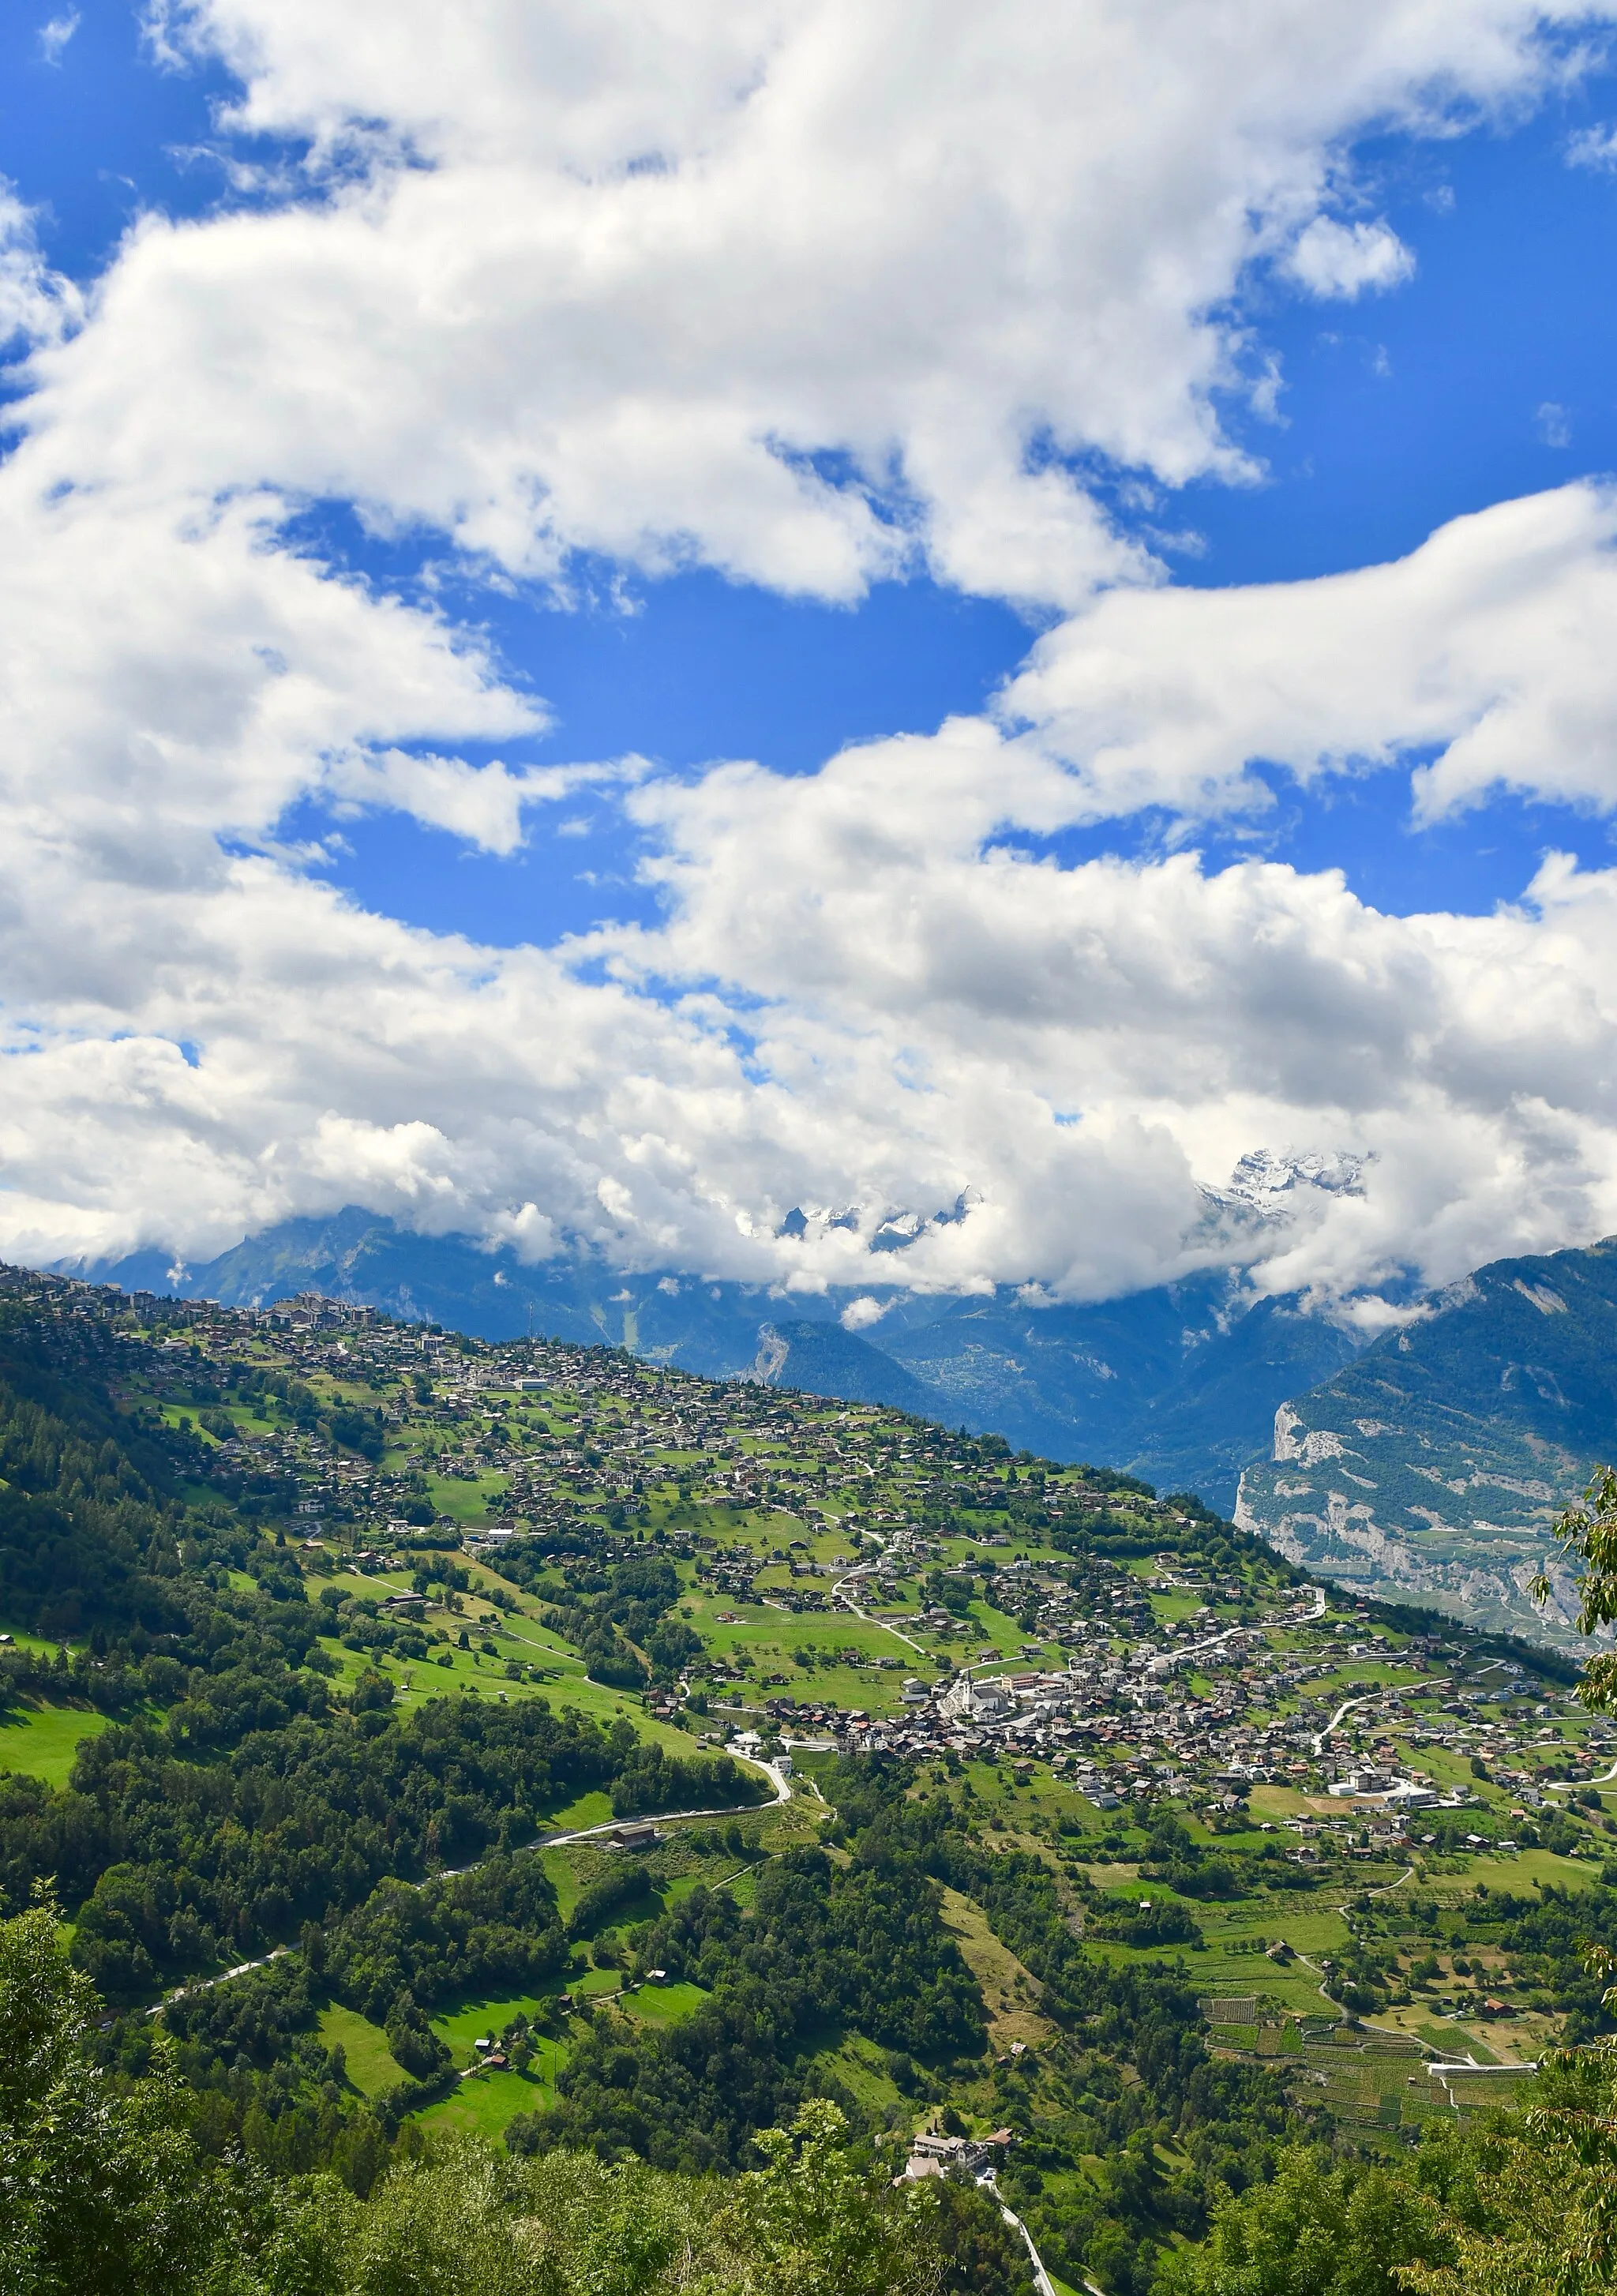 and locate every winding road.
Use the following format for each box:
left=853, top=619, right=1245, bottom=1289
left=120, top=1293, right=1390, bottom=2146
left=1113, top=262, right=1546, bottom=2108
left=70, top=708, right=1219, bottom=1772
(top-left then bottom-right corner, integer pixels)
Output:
left=1310, top=1694, right=1373, bottom=1757
left=977, top=2178, right=1059, bottom=2296
left=831, top=1548, right=929, bottom=1656
left=149, top=1754, right=793, bottom=2018
left=1544, top=1759, right=1617, bottom=1791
